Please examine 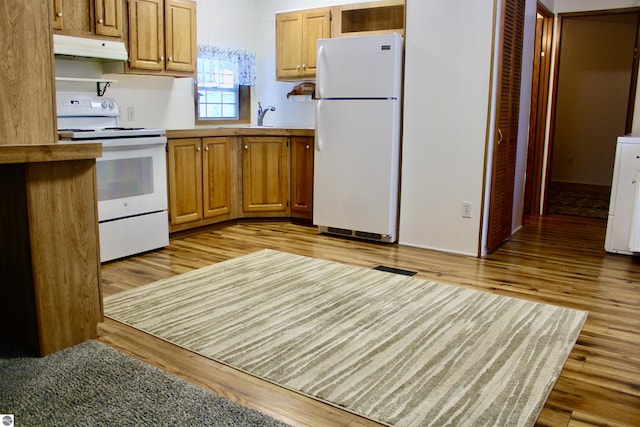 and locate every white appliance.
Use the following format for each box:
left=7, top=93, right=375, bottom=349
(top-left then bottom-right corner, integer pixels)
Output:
left=57, top=94, right=169, bottom=262
left=314, top=33, right=403, bottom=243
left=605, top=136, right=640, bottom=255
